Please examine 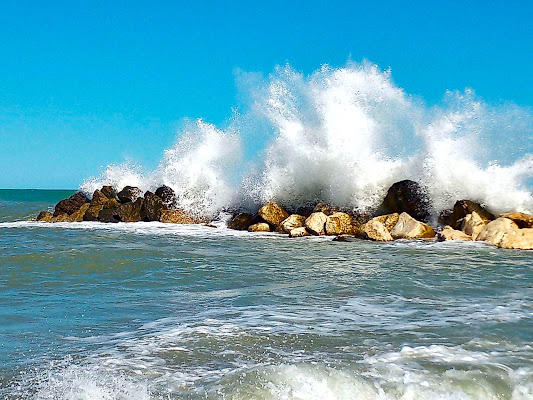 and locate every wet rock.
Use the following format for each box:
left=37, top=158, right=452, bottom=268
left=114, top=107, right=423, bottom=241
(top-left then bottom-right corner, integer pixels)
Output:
left=143, top=191, right=165, bottom=221
left=476, top=218, right=519, bottom=246
left=51, top=213, right=70, bottom=222
left=461, top=211, right=487, bottom=240
left=499, top=212, right=533, bottom=229
left=248, top=222, right=271, bottom=232
left=332, top=234, right=358, bottom=242
left=90, top=189, right=110, bottom=206
left=117, top=186, right=143, bottom=203
left=68, top=203, right=90, bottom=222
left=36, top=211, right=53, bottom=222
left=83, top=190, right=109, bottom=221
left=53, top=192, right=89, bottom=217
left=448, top=200, right=495, bottom=229
left=305, top=212, right=327, bottom=235
left=160, top=209, right=197, bottom=224
left=280, top=214, right=306, bottom=233
left=100, top=185, right=118, bottom=200
left=313, top=202, right=339, bottom=216
left=391, top=212, right=436, bottom=239
left=289, top=227, right=311, bottom=238
left=227, top=213, right=254, bottom=230
left=363, top=220, right=393, bottom=241
left=371, top=213, right=400, bottom=233
left=117, top=198, right=144, bottom=222
left=155, top=185, right=176, bottom=206
left=437, top=226, right=472, bottom=241
left=258, top=202, right=289, bottom=227
left=325, top=212, right=355, bottom=235
left=380, top=180, right=432, bottom=222
left=499, top=228, right=533, bottom=250
left=98, top=208, right=120, bottom=223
